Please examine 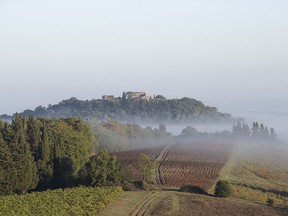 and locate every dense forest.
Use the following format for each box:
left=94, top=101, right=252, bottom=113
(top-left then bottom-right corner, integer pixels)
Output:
left=0, top=115, right=122, bottom=195
left=0, top=115, right=174, bottom=196
left=0, top=95, right=233, bottom=123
